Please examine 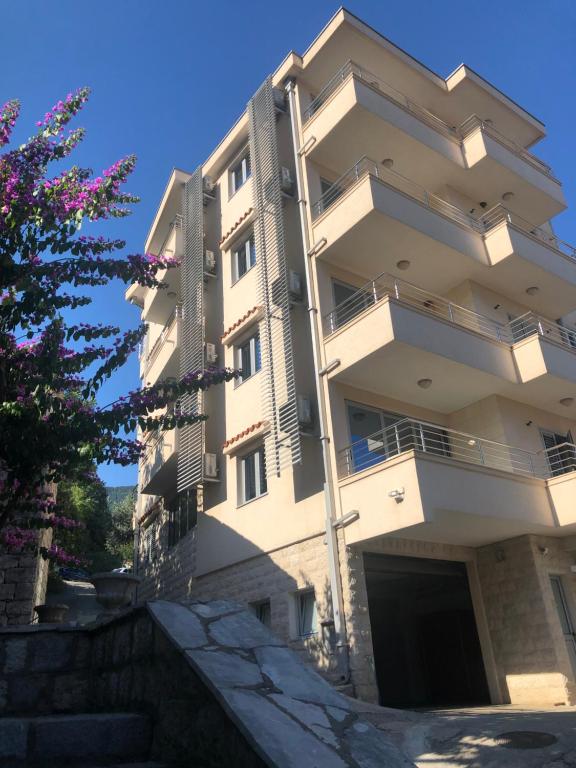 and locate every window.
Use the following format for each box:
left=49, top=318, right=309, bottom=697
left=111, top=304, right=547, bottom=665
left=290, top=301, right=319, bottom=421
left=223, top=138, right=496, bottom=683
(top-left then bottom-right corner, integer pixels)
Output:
left=235, top=332, right=261, bottom=384
left=239, top=445, right=267, bottom=504
left=329, top=279, right=373, bottom=332
left=346, top=402, right=450, bottom=473
left=318, top=176, right=343, bottom=212
left=550, top=576, right=576, bottom=676
left=541, top=429, right=575, bottom=477
left=252, top=599, right=271, bottom=629
left=232, top=233, right=256, bottom=282
left=166, top=489, right=197, bottom=546
left=230, top=150, right=251, bottom=195
left=140, top=521, right=158, bottom=566
left=297, top=589, right=317, bottom=638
